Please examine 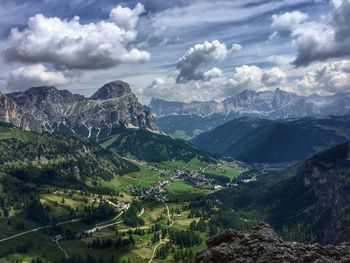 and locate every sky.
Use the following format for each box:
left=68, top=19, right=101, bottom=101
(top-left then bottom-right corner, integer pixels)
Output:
left=0, top=0, right=349, bottom=103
